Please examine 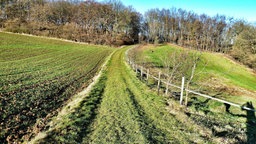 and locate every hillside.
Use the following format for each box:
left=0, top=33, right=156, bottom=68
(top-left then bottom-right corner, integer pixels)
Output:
left=127, top=44, right=256, bottom=143
left=0, top=33, right=255, bottom=143
left=1, top=0, right=256, bottom=143
left=0, top=32, right=114, bottom=143
left=131, top=44, right=256, bottom=107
